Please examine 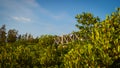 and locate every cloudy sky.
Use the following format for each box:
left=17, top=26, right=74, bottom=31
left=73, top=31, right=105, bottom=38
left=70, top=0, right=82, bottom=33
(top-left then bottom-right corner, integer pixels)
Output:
left=0, top=0, right=120, bottom=37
